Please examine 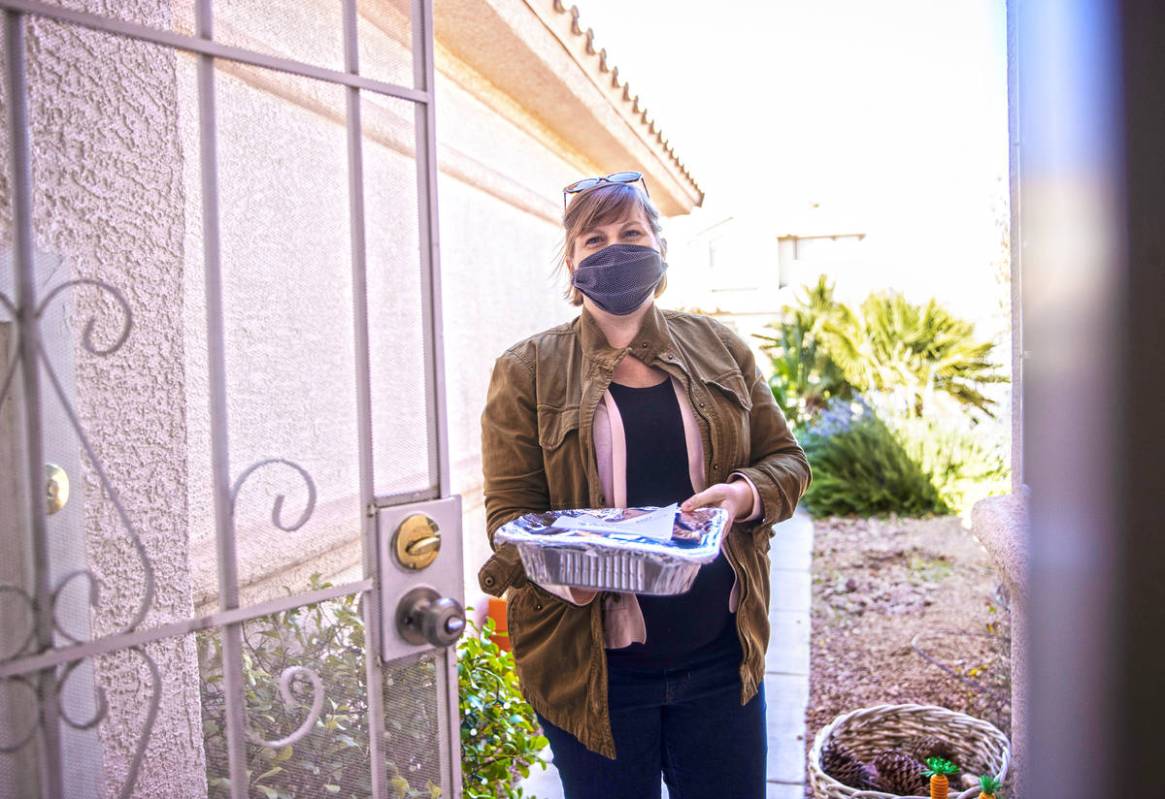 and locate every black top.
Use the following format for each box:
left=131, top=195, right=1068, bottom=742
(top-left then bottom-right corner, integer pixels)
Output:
left=602, top=377, right=740, bottom=670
